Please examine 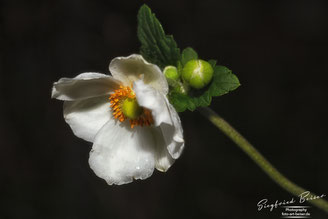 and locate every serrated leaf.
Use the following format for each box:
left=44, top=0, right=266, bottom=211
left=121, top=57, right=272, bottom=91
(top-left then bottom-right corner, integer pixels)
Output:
left=208, top=59, right=217, bottom=68
left=137, top=5, right=180, bottom=69
left=169, top=92, right=196, bottom=112
left=181, top=47, right=198, bottom=66
left=169, top=65, right=240, bottom=112
left=137, top=5, right=240, bottom=112
left=208, top=65, right=240, bottom=97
